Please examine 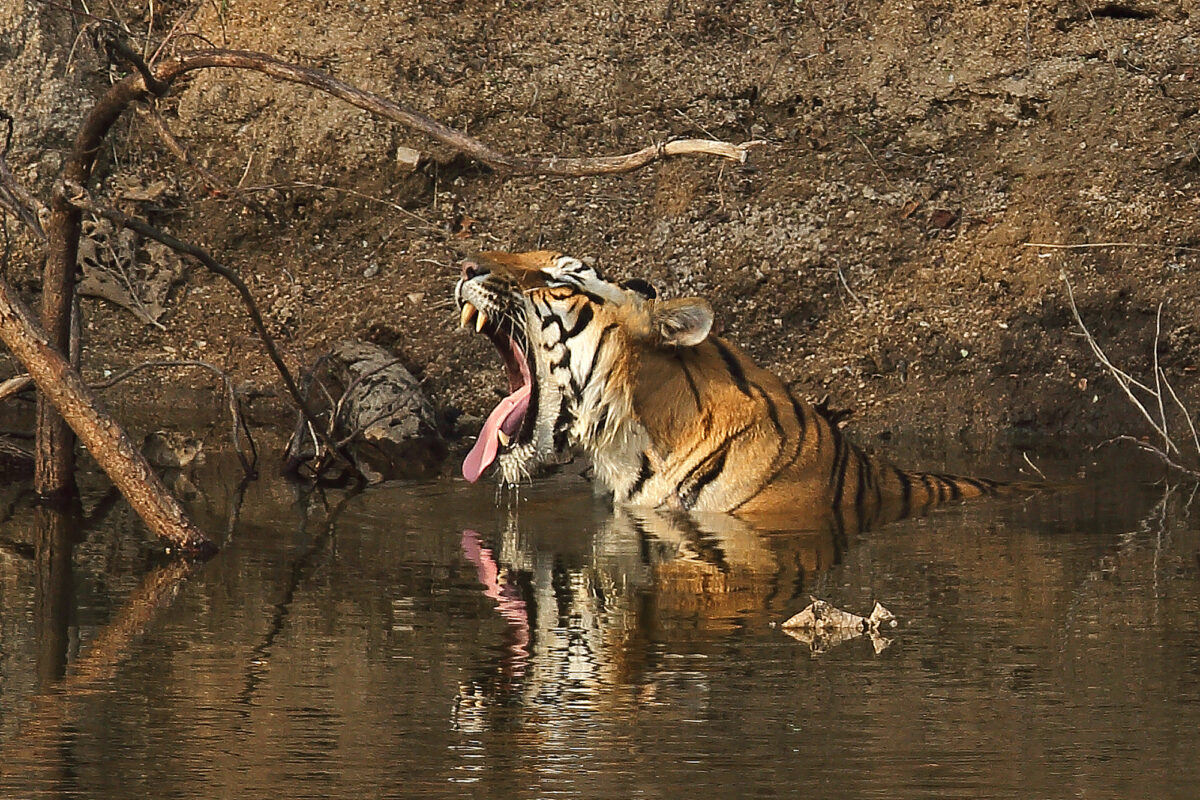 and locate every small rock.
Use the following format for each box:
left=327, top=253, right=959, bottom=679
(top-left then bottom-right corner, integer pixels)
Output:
left=395, top=146, right=422, bottom=171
